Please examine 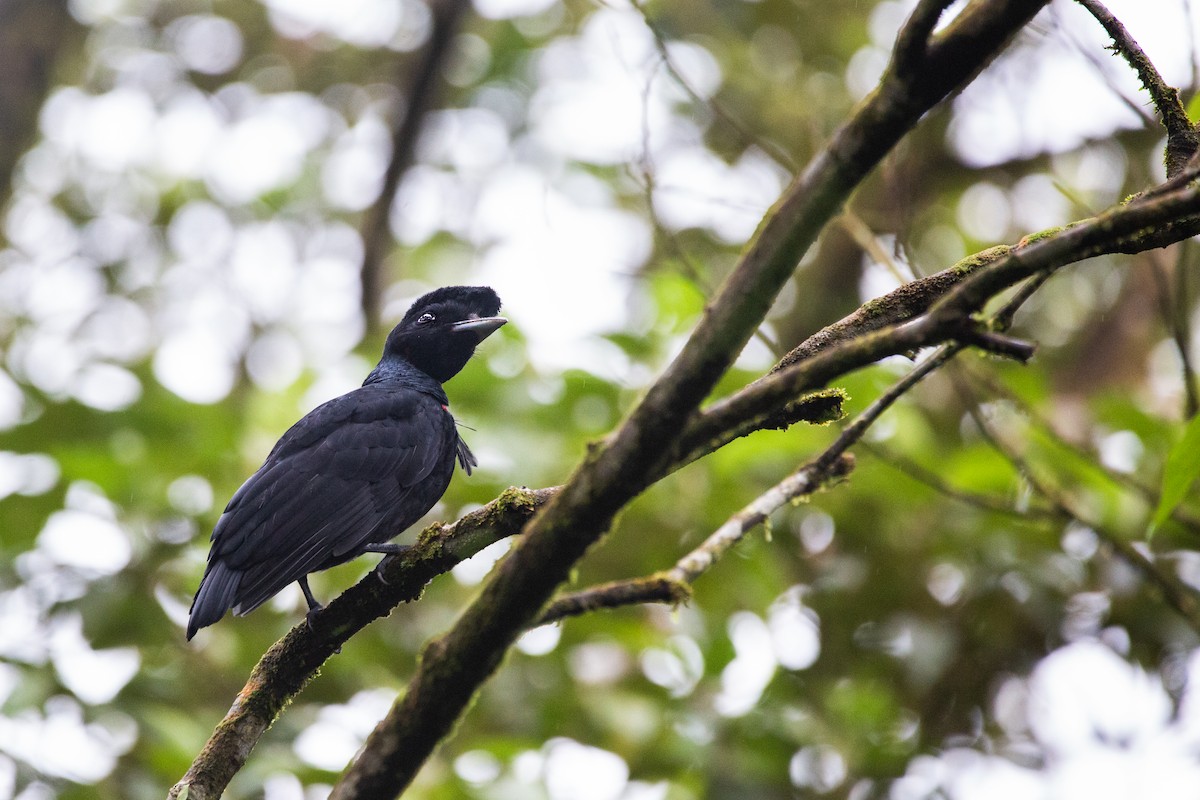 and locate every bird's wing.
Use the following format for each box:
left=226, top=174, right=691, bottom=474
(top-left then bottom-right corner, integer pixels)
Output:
left=207, top=386, right=458, bottom=614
